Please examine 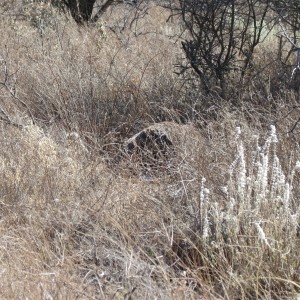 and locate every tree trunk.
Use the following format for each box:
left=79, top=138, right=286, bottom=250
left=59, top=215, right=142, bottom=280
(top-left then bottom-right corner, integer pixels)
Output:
left=65, top=0, right=96, bottom=24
